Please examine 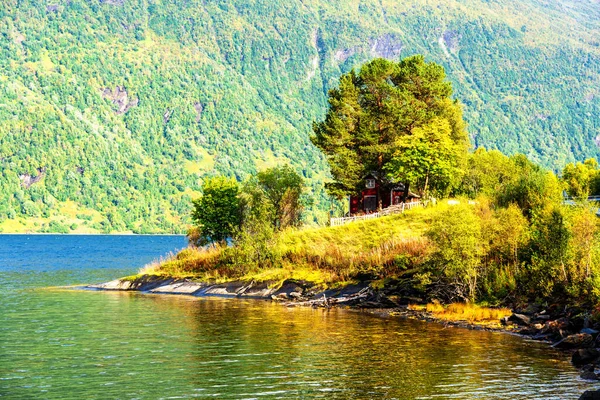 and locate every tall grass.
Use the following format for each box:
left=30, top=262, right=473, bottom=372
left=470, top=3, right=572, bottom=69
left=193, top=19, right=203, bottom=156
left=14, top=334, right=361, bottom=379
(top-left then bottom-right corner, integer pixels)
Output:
left=143, top=205, right=440, bottom=284
left=139, top=245, right=226, bottom=278
left=410, top=301, right=512, bottom=323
